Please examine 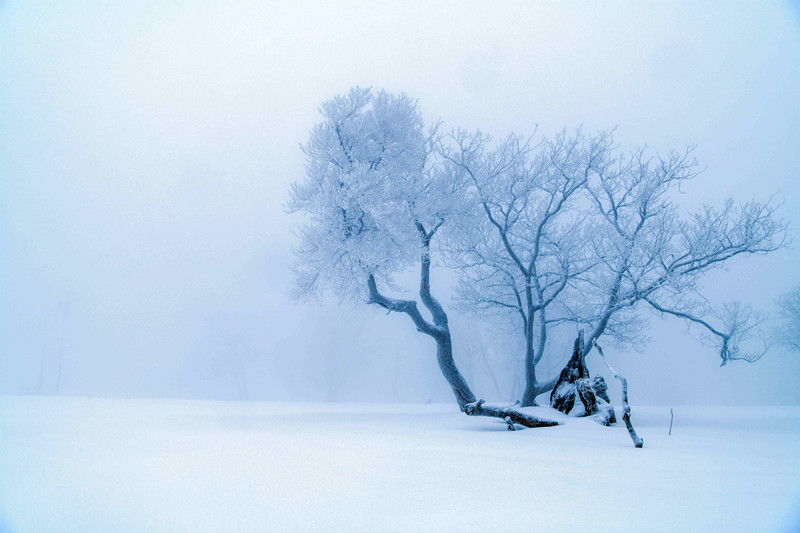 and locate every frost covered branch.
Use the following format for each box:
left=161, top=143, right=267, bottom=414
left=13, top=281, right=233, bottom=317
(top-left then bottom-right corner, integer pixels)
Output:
left=592, top=341, right=643, bottom=448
